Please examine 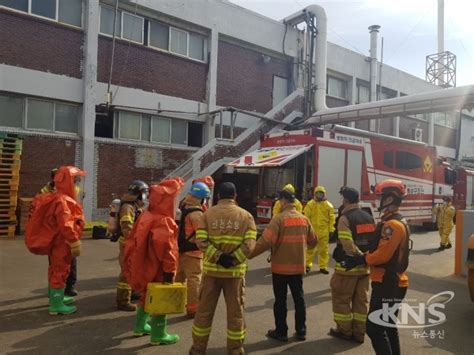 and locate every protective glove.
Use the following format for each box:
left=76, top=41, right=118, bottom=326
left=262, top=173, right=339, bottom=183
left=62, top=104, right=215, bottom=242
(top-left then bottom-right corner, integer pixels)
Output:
left=70, top=242, right=81, bottom=257
left=216, top=253, right=235, bottom=268
left=340, top=254, right=366, bottom=271
left=163, top=272, right=174, bottom=284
